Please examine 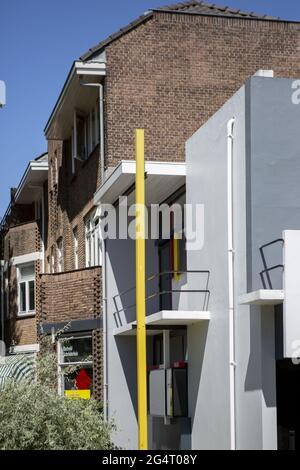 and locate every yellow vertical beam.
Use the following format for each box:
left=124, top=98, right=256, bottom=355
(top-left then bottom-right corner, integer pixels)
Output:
left=135, top=128, right=148, bottom=450
left=173, top=236, right=181, bottom=282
